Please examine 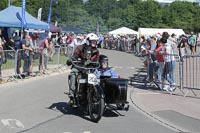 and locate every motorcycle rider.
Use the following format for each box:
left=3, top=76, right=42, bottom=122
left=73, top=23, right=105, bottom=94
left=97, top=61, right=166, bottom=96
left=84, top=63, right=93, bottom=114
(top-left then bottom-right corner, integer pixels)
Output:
left=66, top=33, right=99, bottom=106
left=95, top=54, right=119, bottom=78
